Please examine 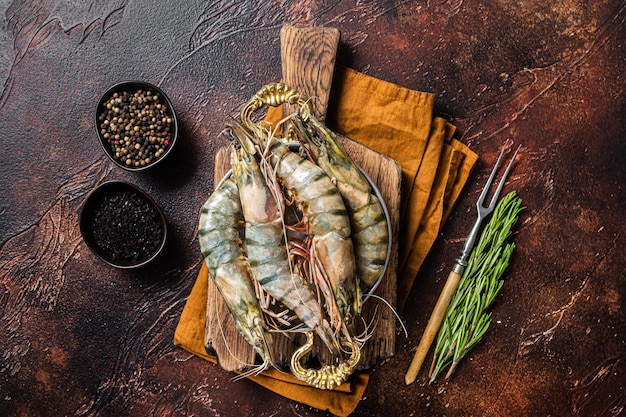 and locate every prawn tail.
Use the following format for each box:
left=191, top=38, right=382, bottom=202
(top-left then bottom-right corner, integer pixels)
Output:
left=257, top=264, right=343, bottom=357
left=313, top=318, right=342, bottom=358
left=231, top=348, right=273, bottom=381
left=311, top=234, right=361, bottom=323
